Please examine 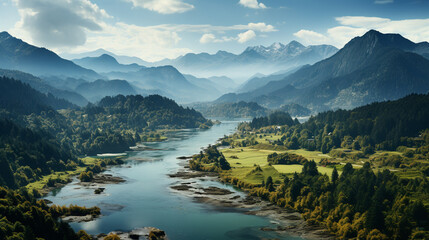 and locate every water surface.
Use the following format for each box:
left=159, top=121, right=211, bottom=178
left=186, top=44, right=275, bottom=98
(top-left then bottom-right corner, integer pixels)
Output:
left=46, top=120, right=303, bottom=240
